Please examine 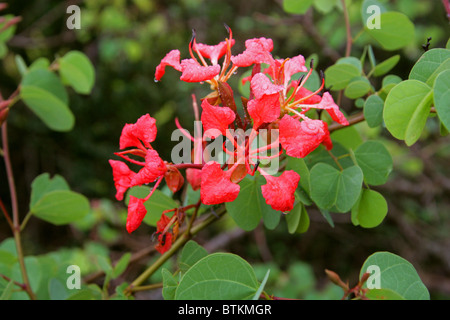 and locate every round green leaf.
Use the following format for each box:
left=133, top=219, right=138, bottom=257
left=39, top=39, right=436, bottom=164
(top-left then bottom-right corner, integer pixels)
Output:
left=354, top=141, right=393, bottom=185
left=360, top=252, right=430, bottom=300
left=324, top=63, right=361, bottom=91
left=373, top=55, right=400, bottom=77
left=383, top=80, right=433, bottom=146
left=175, top=253, right=259, bottom=300
left=365, top=12, right=415, bottom=50
left=31, top=190, right=90, bottom=225
left=364, top=94, right=384, bottom=128
left=409, top=48, right=450, bottom=86
left=310, top=163, right=363, bottom=213
left=58, top=50, right=95, bottom=94
left=344, top=76, right=371, bottom=99
left=20, top=68, right=74, bottom=132
left=178, top=241, right=208, bottom=274
left=353, top=189, right=388, bottom=228
left=30, top=173, right=70, bottom=208
left=433, top=69, right=450, bottom=131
